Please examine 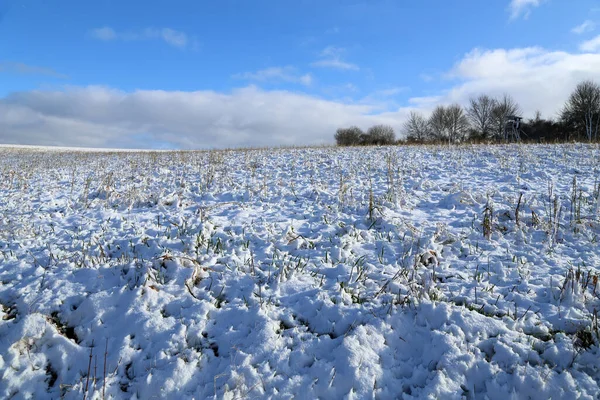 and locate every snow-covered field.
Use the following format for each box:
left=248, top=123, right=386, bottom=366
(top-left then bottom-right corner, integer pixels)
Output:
left=1, top=143, right=600, bottom=399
